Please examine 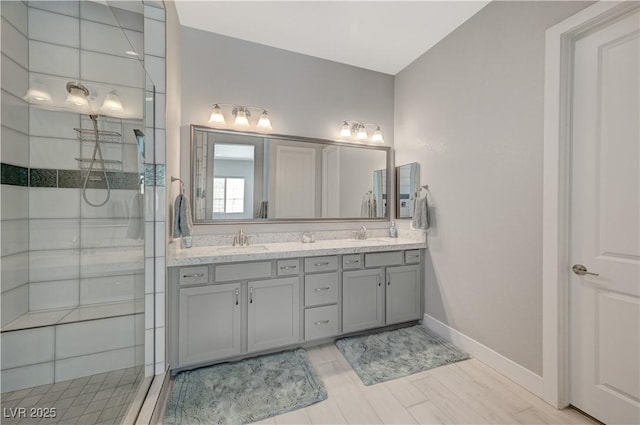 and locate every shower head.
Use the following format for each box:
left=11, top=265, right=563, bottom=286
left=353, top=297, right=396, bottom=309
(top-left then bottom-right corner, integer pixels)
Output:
left=66, top=81, right=90, bottom=98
